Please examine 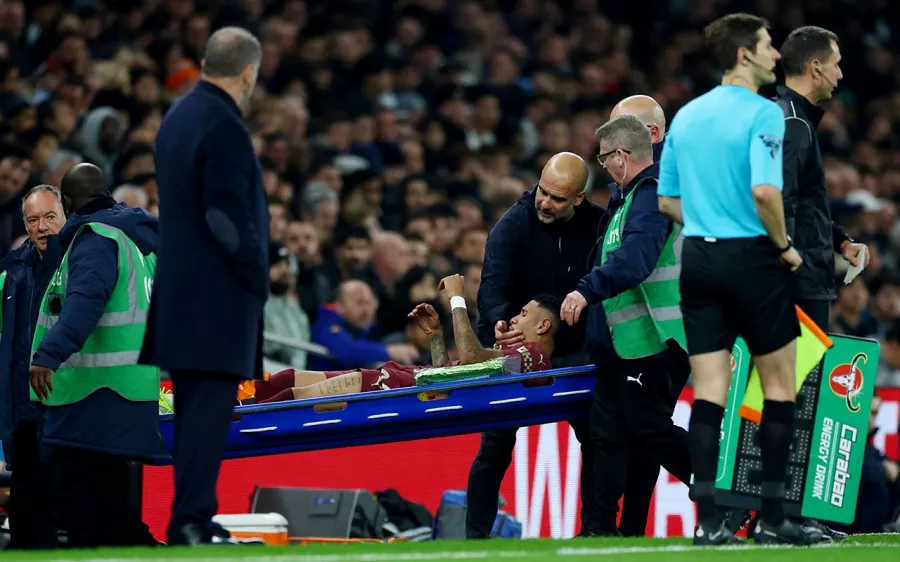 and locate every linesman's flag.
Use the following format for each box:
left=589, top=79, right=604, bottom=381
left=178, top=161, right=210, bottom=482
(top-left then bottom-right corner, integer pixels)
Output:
left=738, top=306, right=834, bottom=424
